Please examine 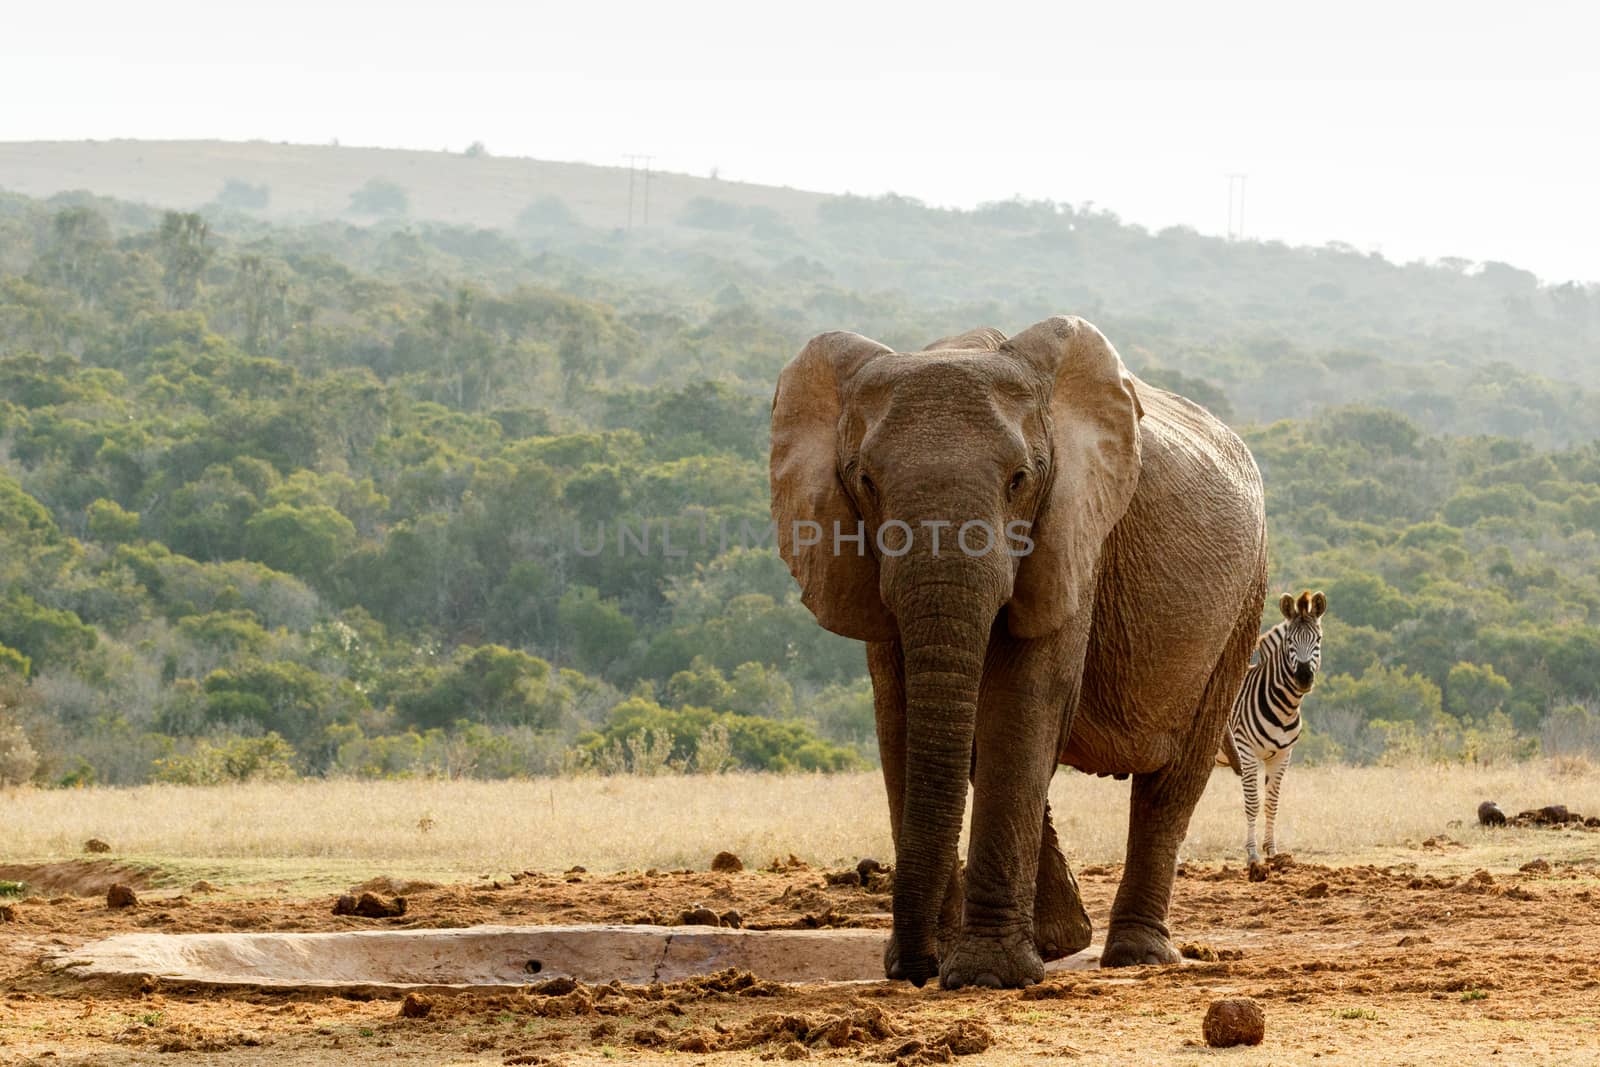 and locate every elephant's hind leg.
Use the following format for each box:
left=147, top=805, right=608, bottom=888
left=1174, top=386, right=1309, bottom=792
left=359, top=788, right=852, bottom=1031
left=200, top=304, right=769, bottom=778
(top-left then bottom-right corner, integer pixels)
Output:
left=1035, top=800, right=1092, bottom=961
left=1102, top=598, right=1262, bottom=968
